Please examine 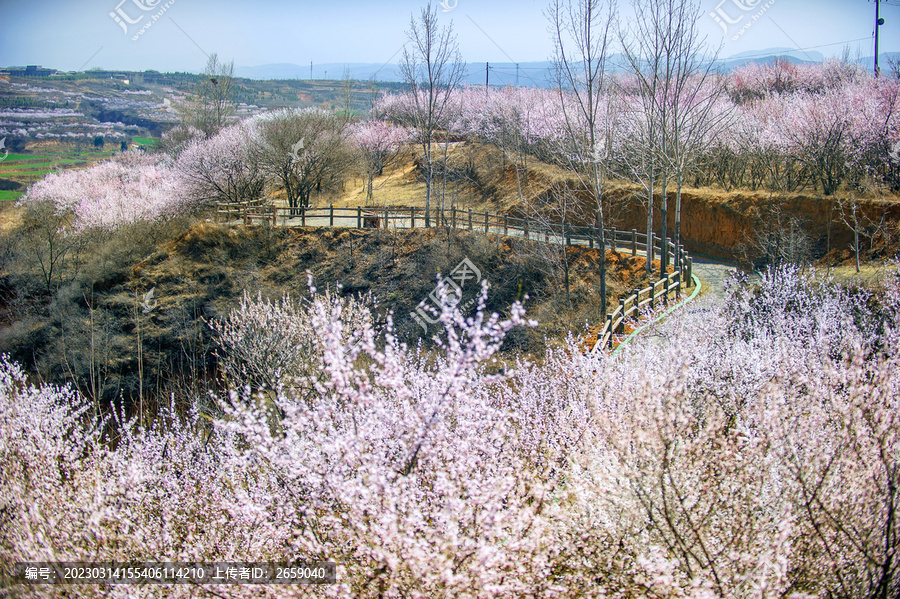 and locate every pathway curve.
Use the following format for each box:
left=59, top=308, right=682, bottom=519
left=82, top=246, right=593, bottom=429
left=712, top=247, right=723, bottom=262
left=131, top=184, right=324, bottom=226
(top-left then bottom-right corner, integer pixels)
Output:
left=232, top=209, right=741, bottom=347
left=688, top=253, right=740, bottom=302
